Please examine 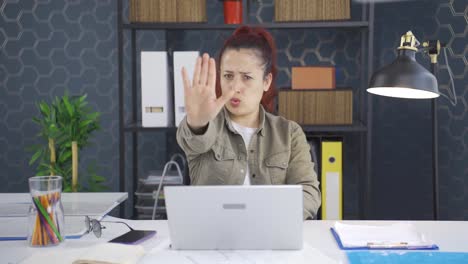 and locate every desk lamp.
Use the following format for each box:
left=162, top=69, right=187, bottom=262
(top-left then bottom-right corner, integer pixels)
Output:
left=367, top=31, right=456, bottom=220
